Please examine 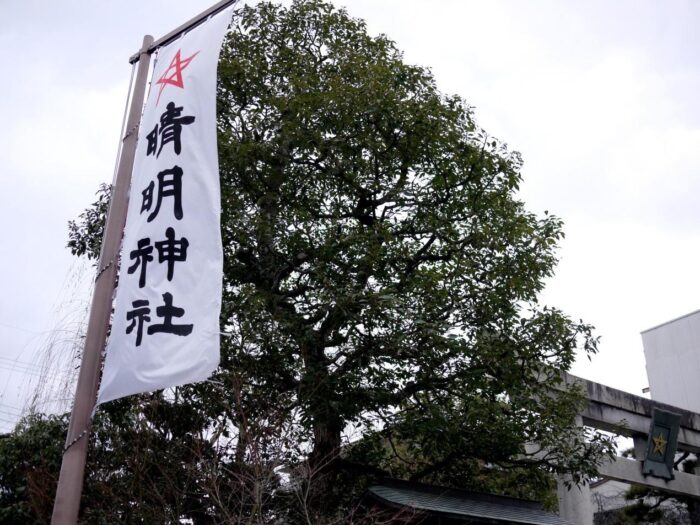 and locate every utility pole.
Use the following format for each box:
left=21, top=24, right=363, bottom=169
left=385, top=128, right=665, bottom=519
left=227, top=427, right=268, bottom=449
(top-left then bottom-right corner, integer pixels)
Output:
left=50, top=35, right=153, bottom=525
